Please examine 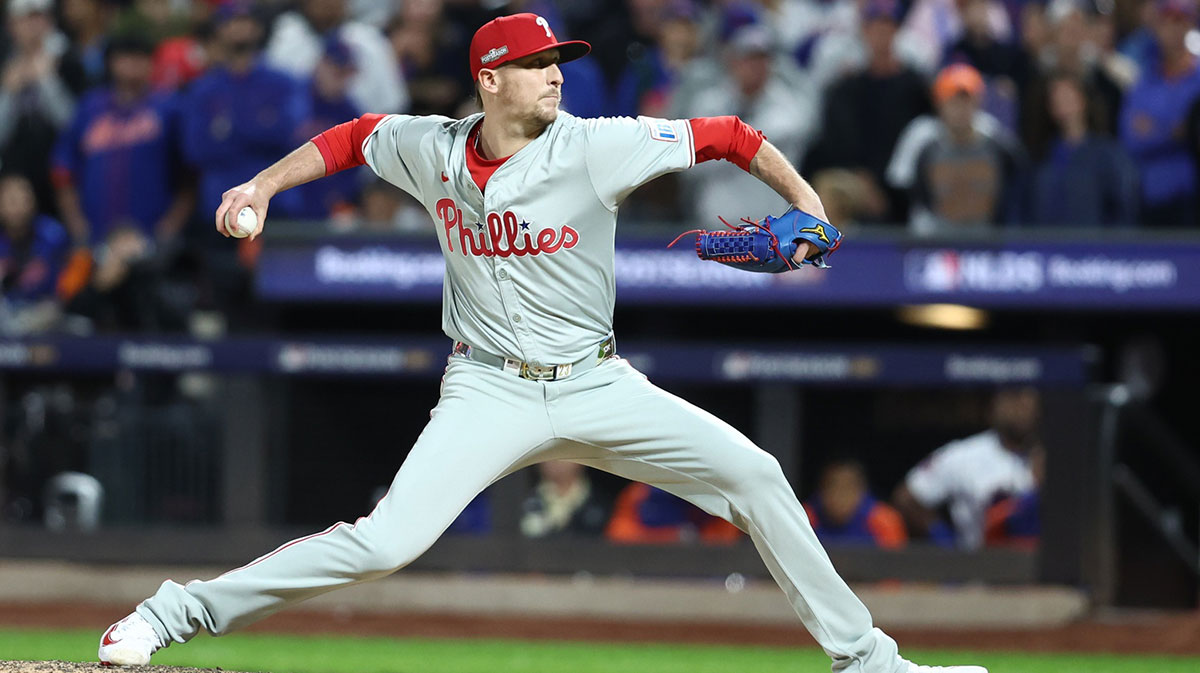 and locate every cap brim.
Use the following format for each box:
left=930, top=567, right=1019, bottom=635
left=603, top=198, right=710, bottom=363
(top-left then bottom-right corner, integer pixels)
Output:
left=553, top=40, right=591, bottom=65
left=507, top=40, right=590, bottom=67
